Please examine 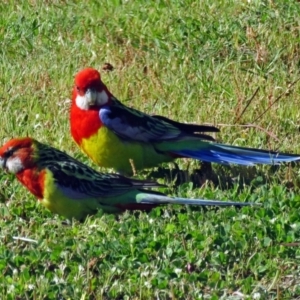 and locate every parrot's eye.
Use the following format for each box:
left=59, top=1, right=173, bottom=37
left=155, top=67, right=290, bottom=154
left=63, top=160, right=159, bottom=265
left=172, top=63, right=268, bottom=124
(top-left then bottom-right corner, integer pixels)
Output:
left=76, top=86, right=80, bottom=92
left=4, top=147, right=16, bottom=158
